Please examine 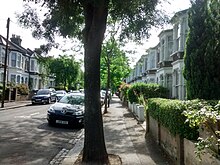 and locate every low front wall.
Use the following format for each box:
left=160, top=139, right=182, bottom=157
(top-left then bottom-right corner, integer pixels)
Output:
left=160, top=124, right=178, bottom=162
left=148, top=114, right=220, bottom=165
left=16, top=94, right=29, bottom=101
left=126, top=101, right=220, bottom=165
left=184, top=139, right=220, bottom=165
left=149, top=116, right=159, bottom=144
